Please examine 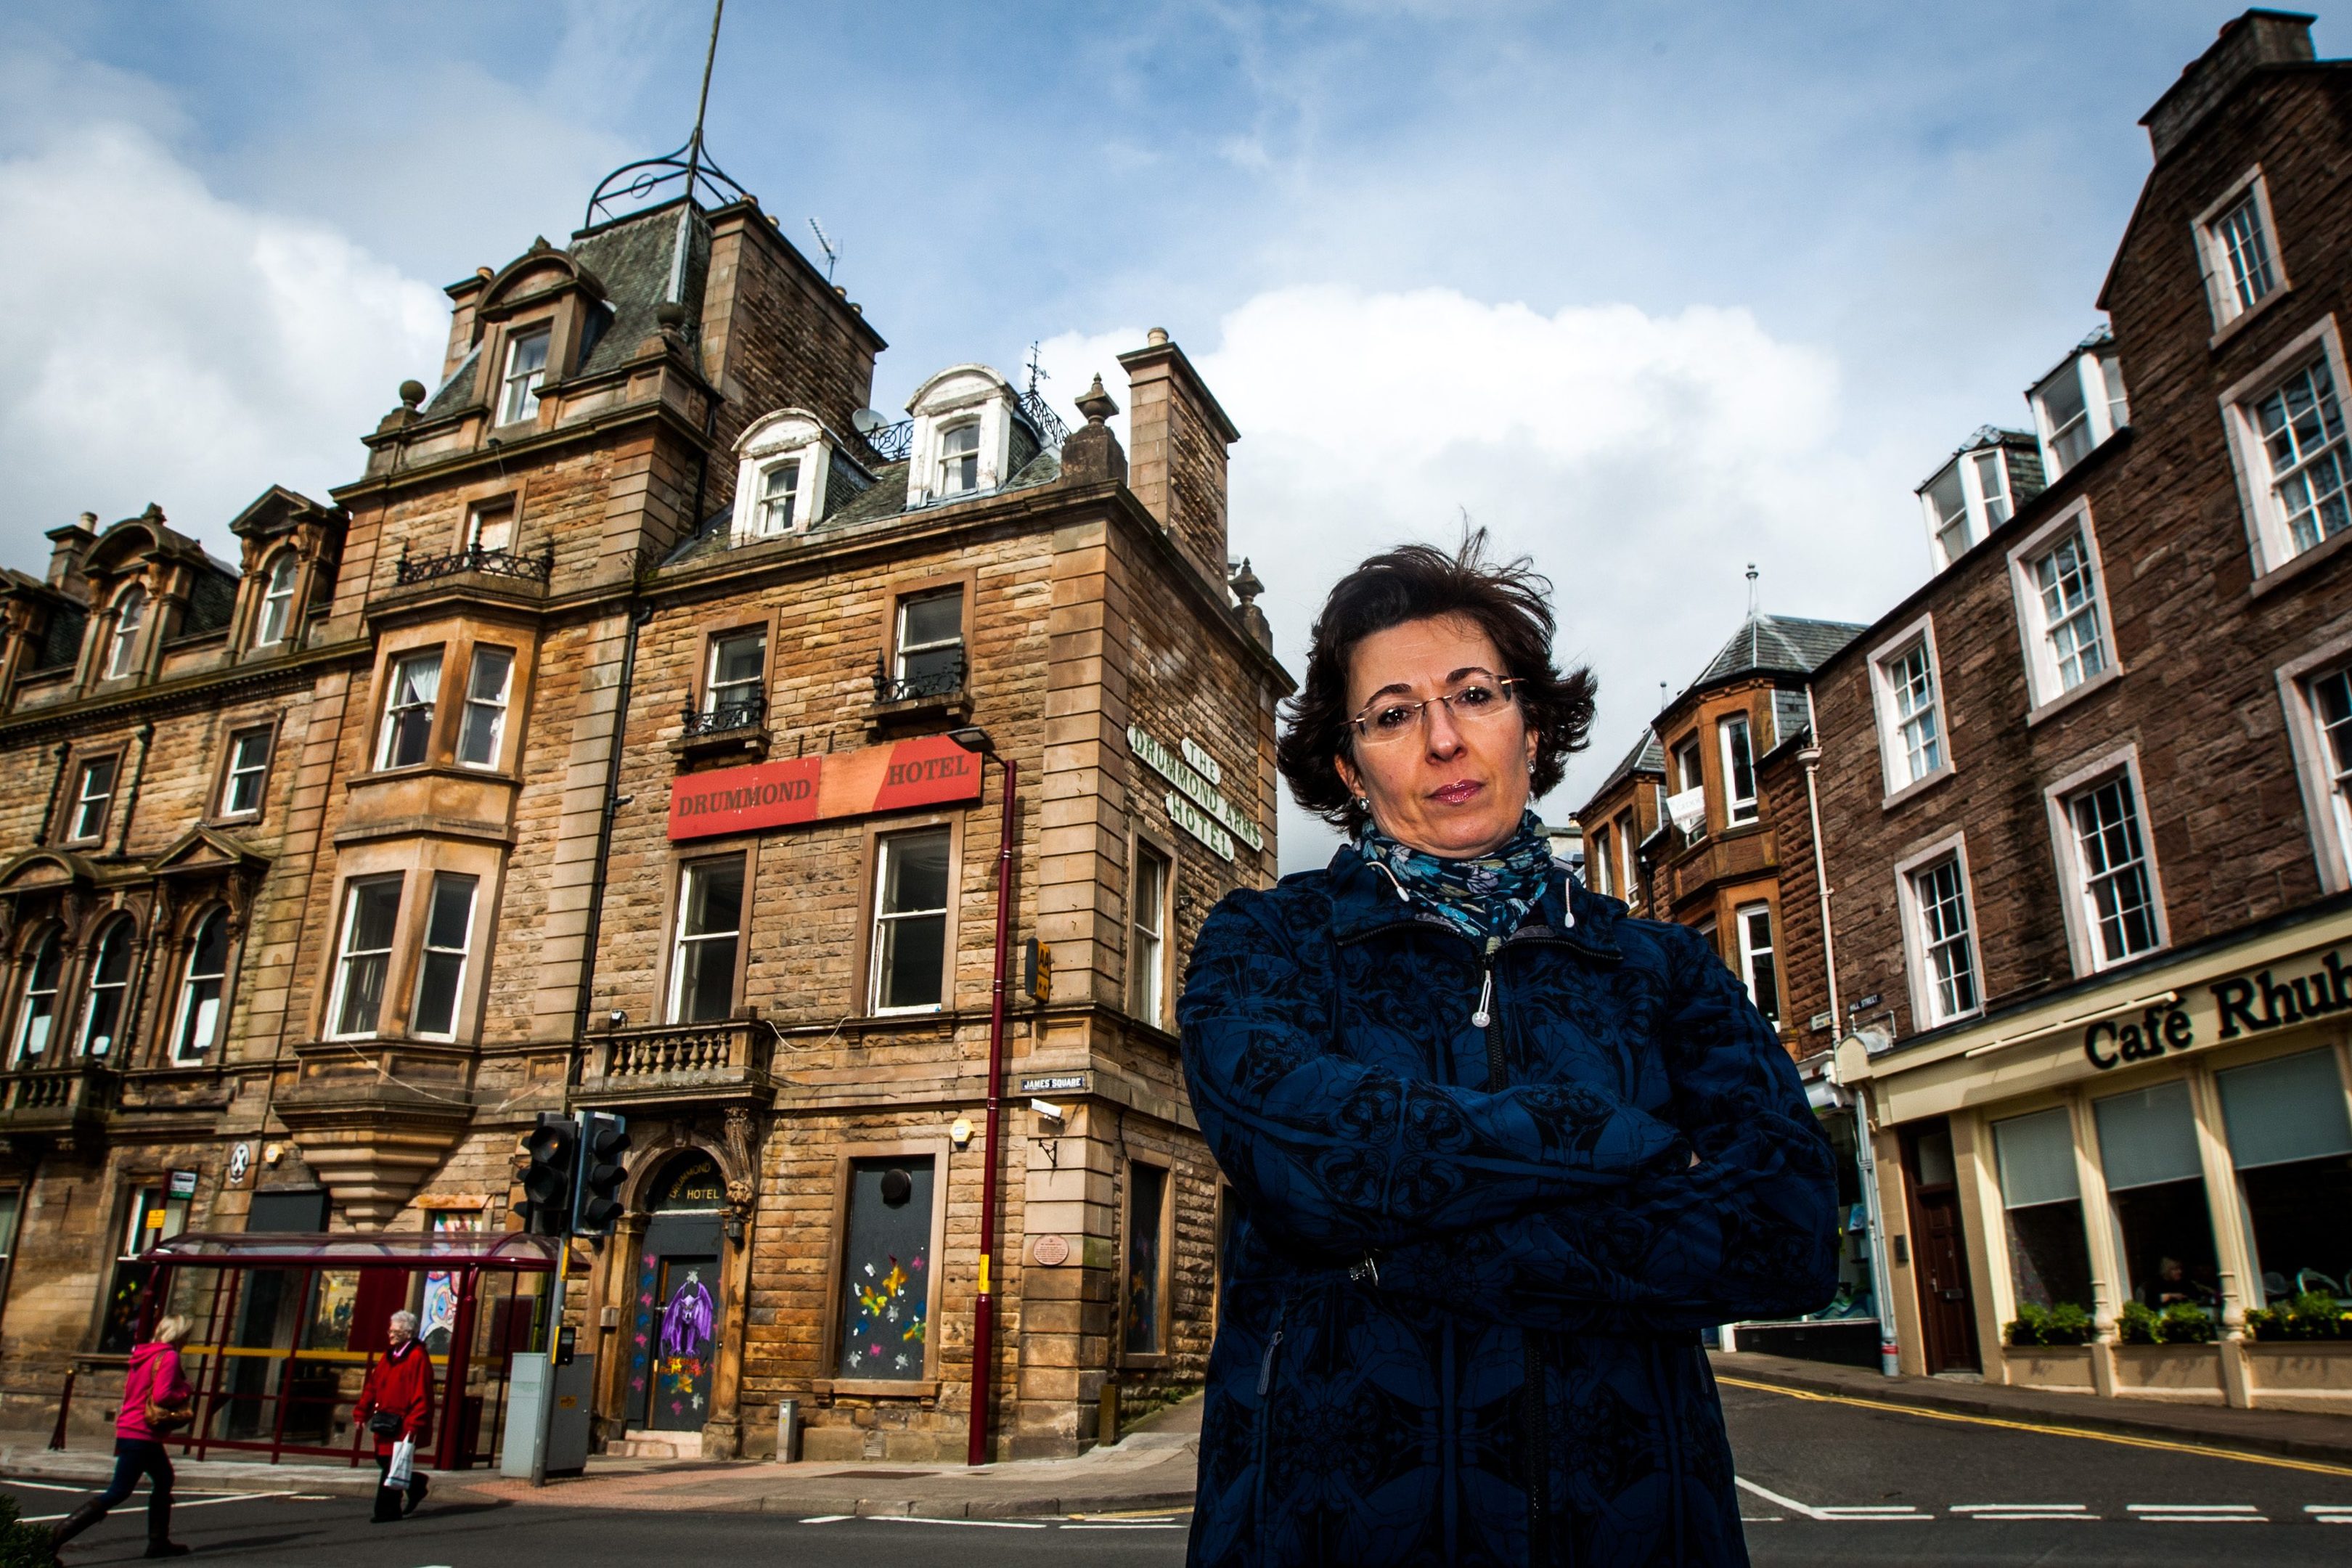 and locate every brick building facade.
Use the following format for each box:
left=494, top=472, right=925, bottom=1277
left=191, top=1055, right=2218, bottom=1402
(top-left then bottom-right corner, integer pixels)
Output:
left=1765, top=10, right=2352, bottom=1410
left=0, top=171, right=1288, bottom=1463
